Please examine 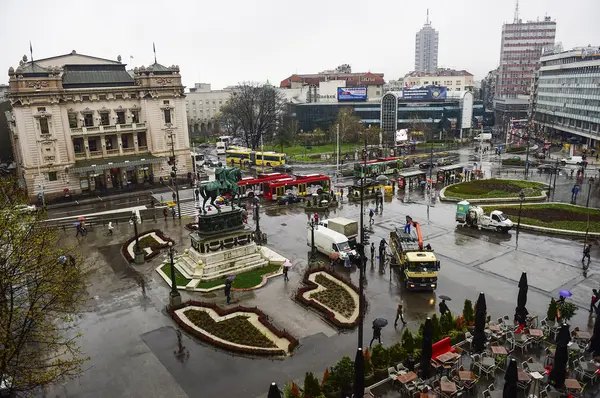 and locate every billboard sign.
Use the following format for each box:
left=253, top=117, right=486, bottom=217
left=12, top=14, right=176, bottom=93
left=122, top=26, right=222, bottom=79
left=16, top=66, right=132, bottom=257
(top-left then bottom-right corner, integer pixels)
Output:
left=337, top=87, right=367, bottom=101
left=402, top=86, right=447, bottom=101
left=395, top=129, right=408, bottom=142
